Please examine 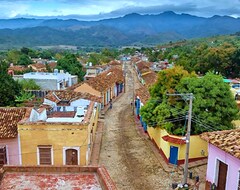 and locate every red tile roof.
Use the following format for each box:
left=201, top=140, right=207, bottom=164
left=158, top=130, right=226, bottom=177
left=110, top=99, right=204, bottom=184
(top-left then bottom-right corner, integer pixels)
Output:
left=135, top=86, right=150, bottom=104
left=0, top=108, right=27, bottom=138
left=28, top=63, right=46, bottom=71
left=85, top=67, right=124, bottom=92
left=45, top=90, right=101, bottom=103
left=136, top=61, right=152, bottom=72
left=162, top=135, right=186, bottom=144
left=200, top=129, right=240, bottom=159
left=8, top=65, right=27, bottom=72
left=141, top=70, right=157, bottom=87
